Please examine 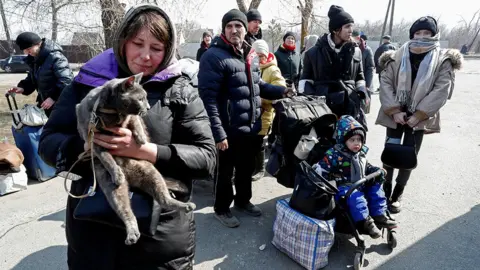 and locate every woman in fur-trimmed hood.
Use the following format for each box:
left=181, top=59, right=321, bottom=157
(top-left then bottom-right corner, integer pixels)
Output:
left=375, top=16, right=463, bottom=214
